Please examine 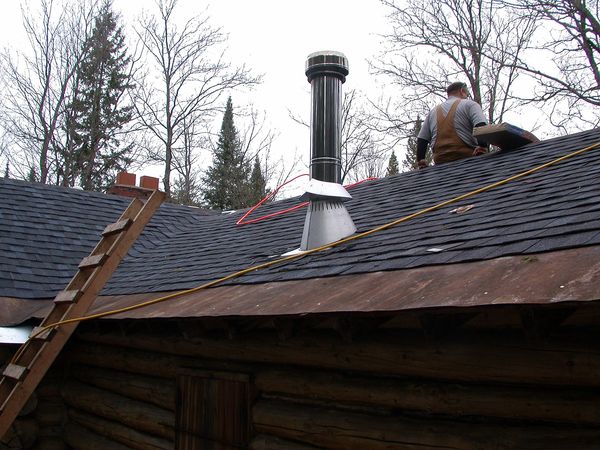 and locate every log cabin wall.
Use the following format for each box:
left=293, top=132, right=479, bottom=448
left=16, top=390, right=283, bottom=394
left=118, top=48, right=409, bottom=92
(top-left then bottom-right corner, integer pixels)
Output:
left=0, top=346, right=67, bottom=450
left=52, top=302, right=600, bottom=449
